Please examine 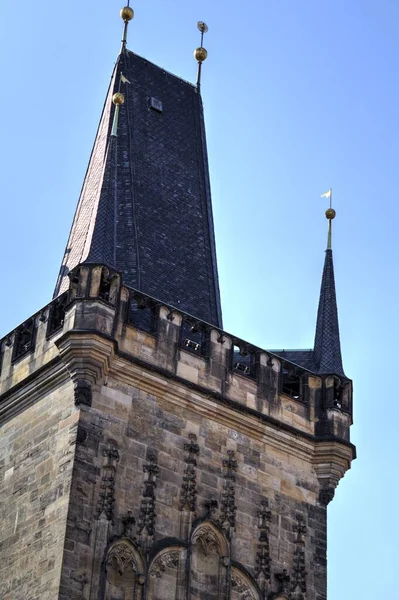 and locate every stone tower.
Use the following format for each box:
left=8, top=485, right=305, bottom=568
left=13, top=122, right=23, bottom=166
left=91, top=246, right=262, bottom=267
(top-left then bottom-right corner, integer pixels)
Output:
left=0, top=8, right=355, bottom=600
